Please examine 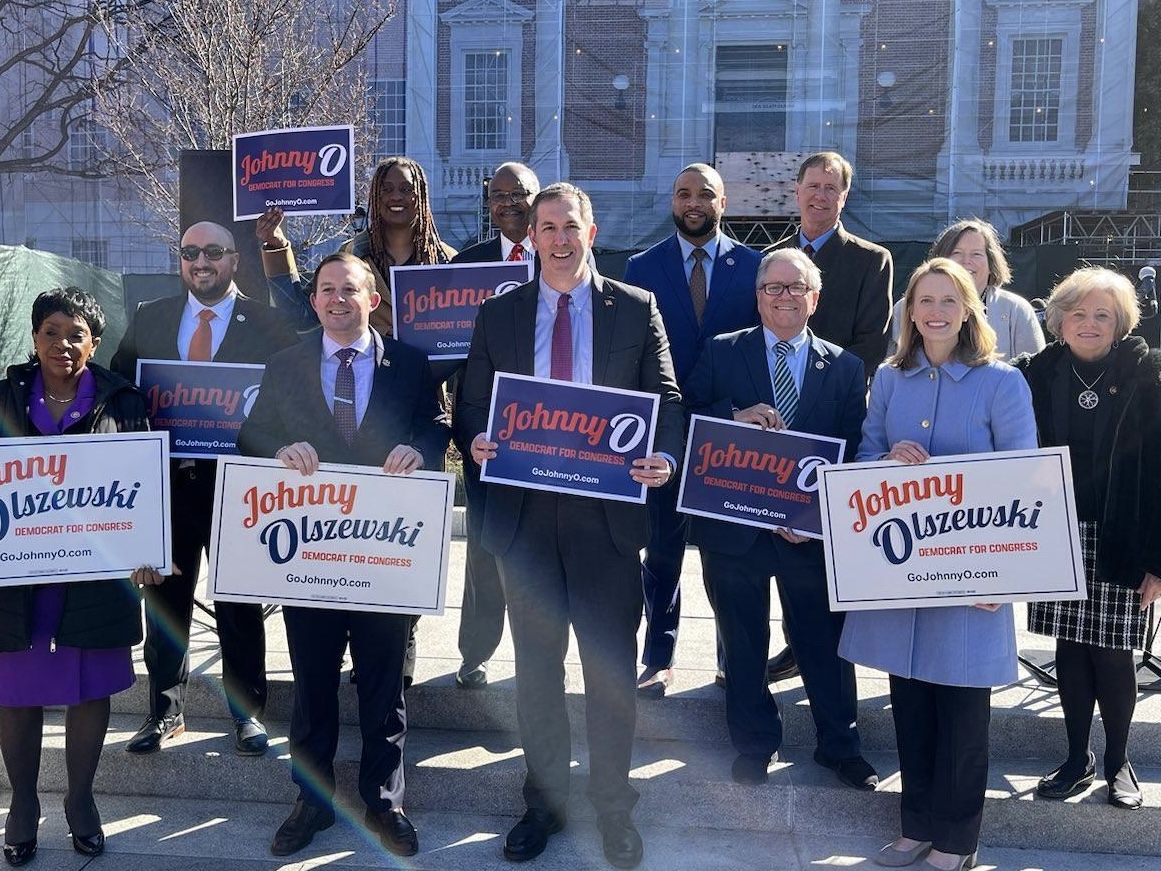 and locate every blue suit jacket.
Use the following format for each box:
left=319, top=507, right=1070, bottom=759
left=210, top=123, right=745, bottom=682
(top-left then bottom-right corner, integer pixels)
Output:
left=683, top=326, right=866, bottom=559
left=623, top=234, right=761, bottom=386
